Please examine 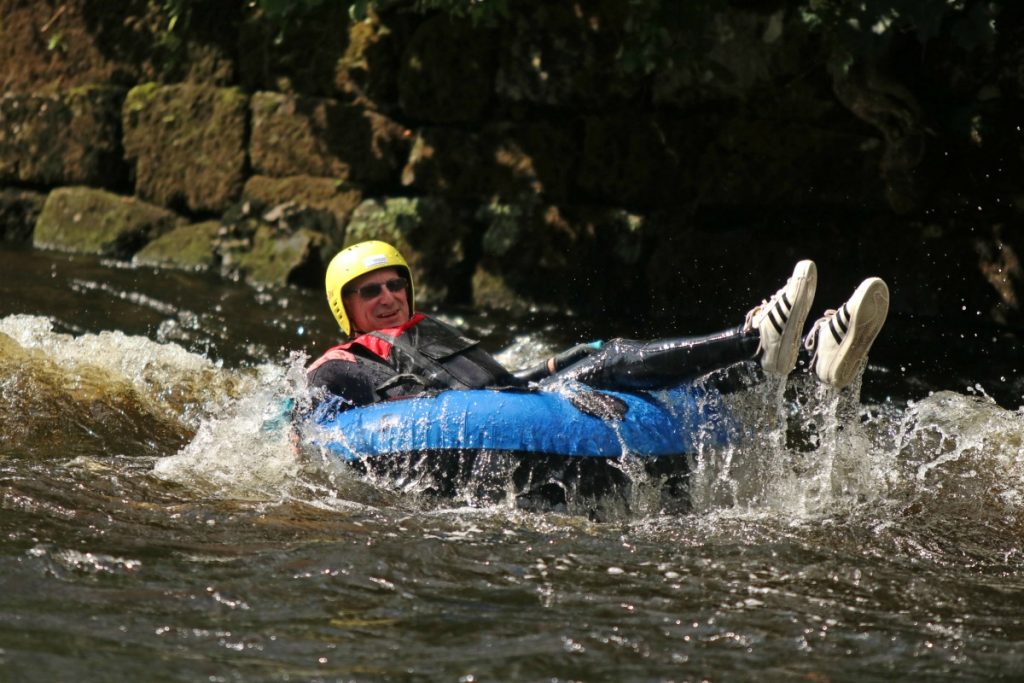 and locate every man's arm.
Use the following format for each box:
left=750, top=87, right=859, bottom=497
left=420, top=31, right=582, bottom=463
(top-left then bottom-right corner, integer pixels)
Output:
left=307, top=355, right=385, bottom=407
